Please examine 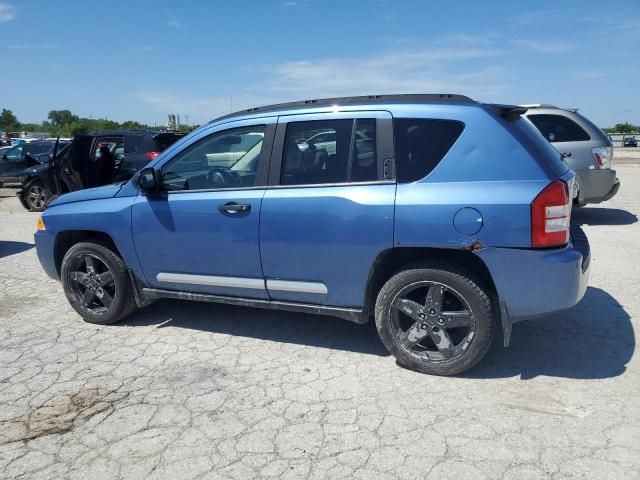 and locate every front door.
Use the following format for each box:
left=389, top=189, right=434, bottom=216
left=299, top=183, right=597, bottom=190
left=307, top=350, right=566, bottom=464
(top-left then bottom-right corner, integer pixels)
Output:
left=0, top=144, right=26, bottom=178
left=132, top=120, right=275, bottom=298
left=260, top=111, right=396, bottom=308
